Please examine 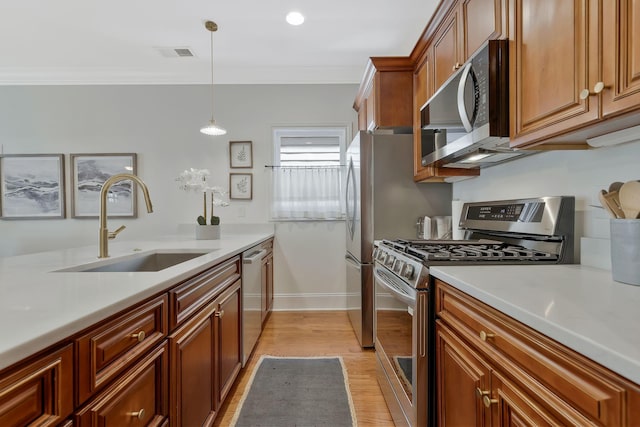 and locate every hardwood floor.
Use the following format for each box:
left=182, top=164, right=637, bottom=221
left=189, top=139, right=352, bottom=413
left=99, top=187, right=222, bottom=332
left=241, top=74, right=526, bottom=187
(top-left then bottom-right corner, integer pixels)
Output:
left=214, top=311, right=395, bottom=426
